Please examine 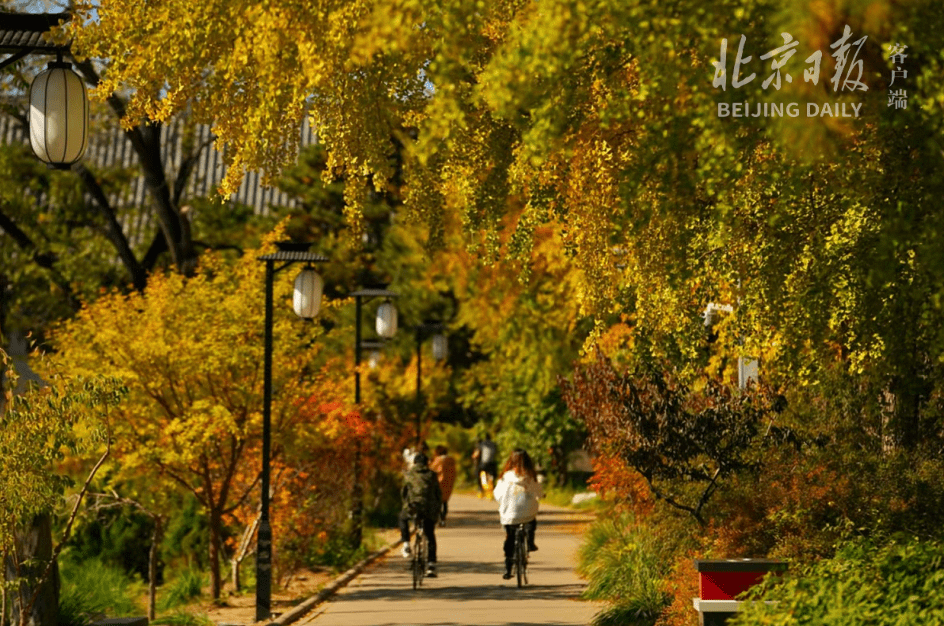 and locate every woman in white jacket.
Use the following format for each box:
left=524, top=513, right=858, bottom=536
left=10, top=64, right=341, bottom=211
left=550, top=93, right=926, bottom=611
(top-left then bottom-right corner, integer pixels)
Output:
left=493, top=449, right=542, bottom=579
